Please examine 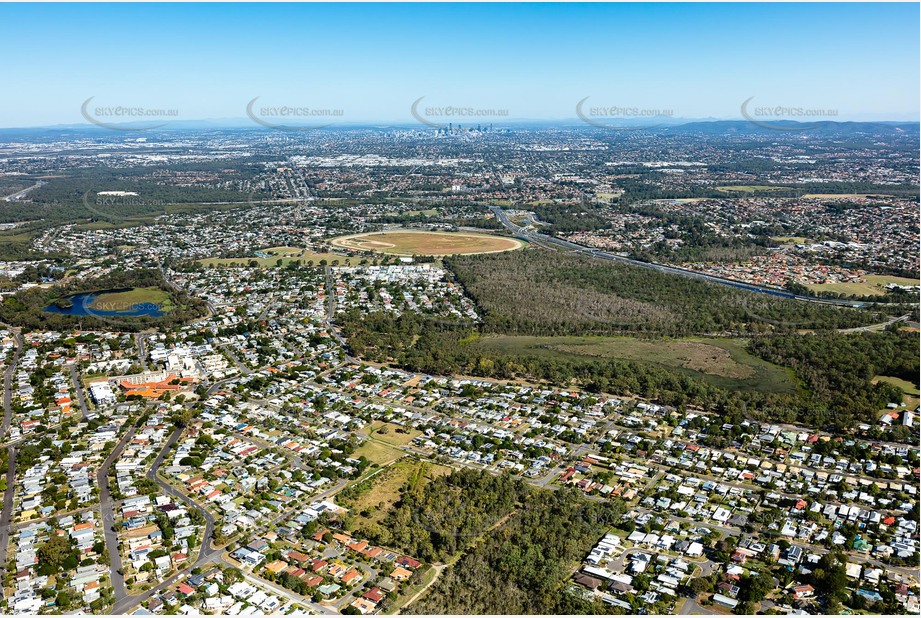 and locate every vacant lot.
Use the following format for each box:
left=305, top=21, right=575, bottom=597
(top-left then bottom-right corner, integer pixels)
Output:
left=807, top=275, right=919, bottom=297
left=341, top=458, right=452, bottom=530
left=368, top=421, right=422, bottom=446
left=330, top=230, right=523, bottom=256
left=353, top=439, right=404, bottom=466
left=476, top=335, right=796, bottom=394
